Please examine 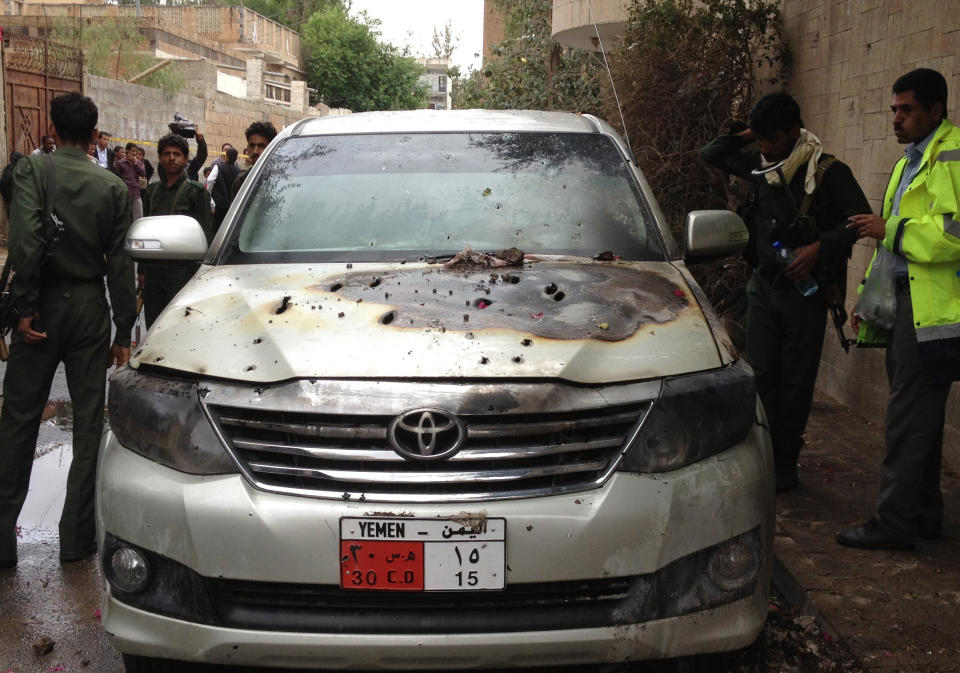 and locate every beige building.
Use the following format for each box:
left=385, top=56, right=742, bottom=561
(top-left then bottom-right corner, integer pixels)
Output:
left=417, top=57, right=451, bottom=109
left=2, top=1, right=307, bottom=104
left=551, top=0, right=629, bottom=51
left=549, top=0, right=960, bottom=459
